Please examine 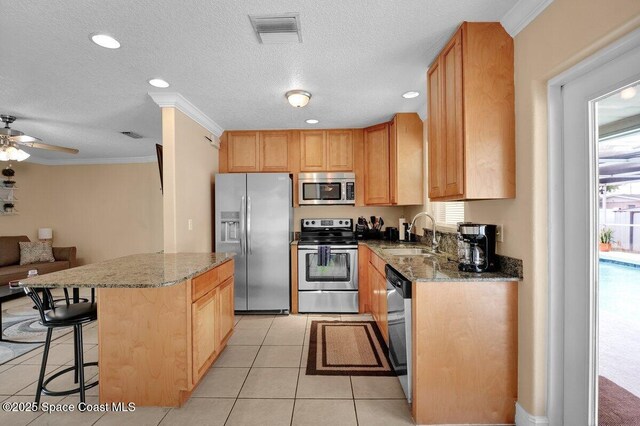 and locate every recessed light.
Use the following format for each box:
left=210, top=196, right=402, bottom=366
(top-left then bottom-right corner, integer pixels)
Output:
left=620, top=87, right=637, bottom=100
left=402, top=91, right=420, bottom=99
left=148, top=79, right=170, bottom=88
left=90, top=33, right=120, bottom=49
left=305, top=119, right=319, bottom=124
